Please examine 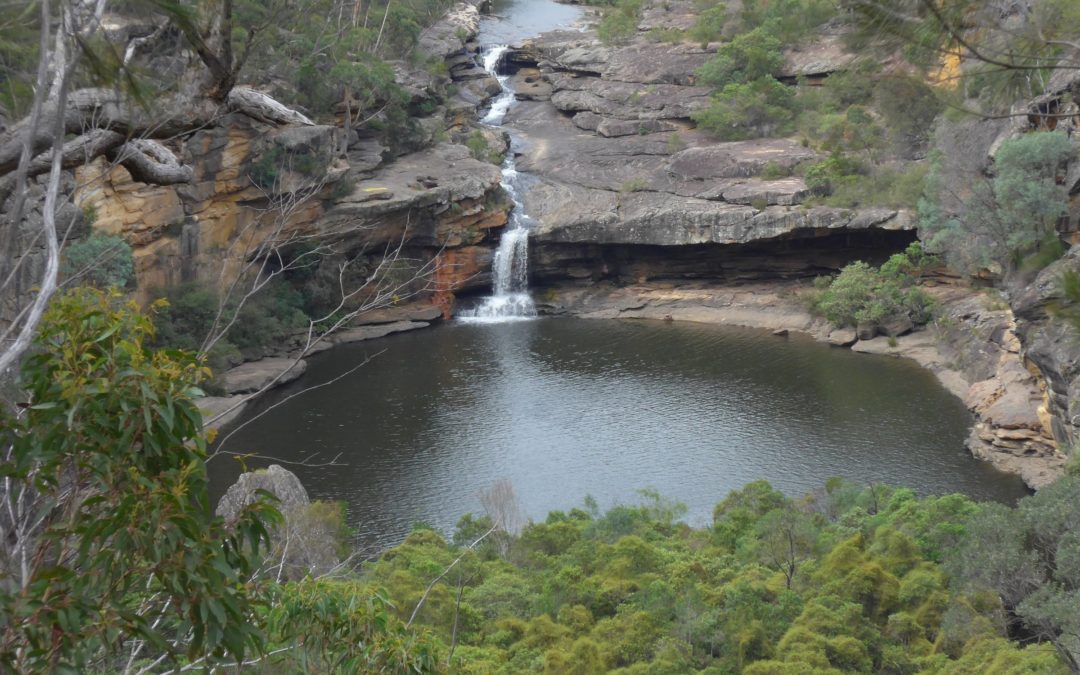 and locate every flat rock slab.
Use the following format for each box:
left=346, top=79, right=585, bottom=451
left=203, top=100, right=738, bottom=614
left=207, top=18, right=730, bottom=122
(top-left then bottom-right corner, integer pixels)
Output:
left=332, top=320, right=430, bottom=344
left=354, top=304, right=442, bottom=325
left=779, top=33, right=856, bottom=78
left=198, top=395, right=249, bottom=430
left=322, top=142, right=501, bottom=240
left=221, top=358, right=307, bottom=395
